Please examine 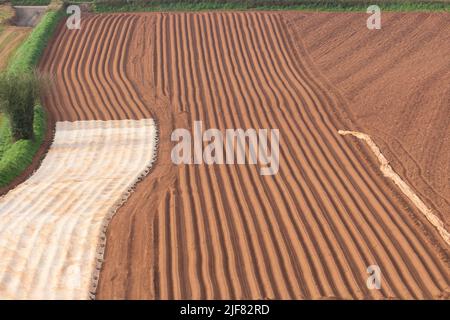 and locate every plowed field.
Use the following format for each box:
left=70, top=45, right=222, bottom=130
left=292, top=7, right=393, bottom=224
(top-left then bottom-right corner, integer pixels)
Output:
left=0, top=26, right=29, bottom=70
left=286, top=12, right=450, bottom=228
left=39, top=12, right=449, bottom=299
